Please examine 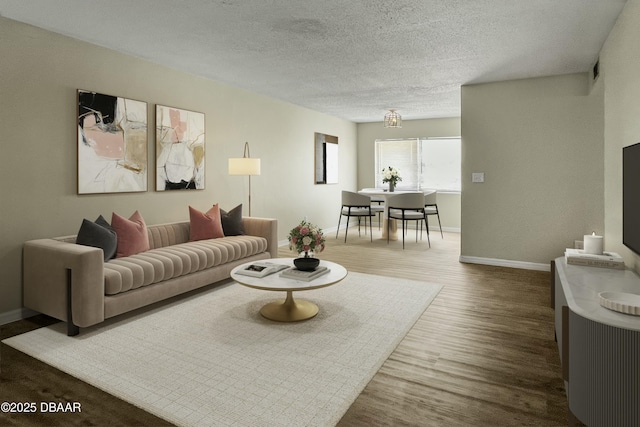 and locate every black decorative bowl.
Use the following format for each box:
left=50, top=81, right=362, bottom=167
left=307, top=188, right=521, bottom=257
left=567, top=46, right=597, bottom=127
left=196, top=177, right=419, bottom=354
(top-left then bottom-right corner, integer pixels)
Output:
left=294, top=257, right=320, bottom=271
